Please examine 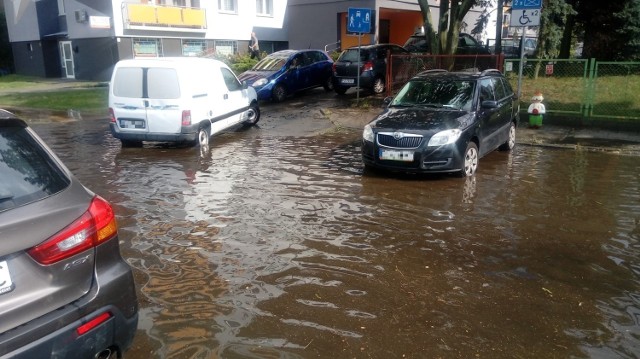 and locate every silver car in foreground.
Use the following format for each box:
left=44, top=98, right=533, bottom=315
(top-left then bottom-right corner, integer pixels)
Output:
left=0, top=110, right=138, bottom=358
